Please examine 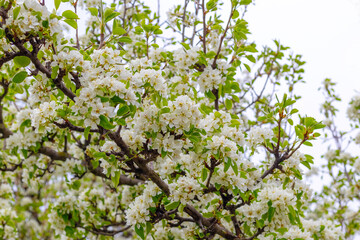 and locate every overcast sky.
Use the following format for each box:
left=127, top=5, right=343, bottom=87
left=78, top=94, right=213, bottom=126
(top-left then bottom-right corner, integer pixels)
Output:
left=246, top=0, right=360, bottom=120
